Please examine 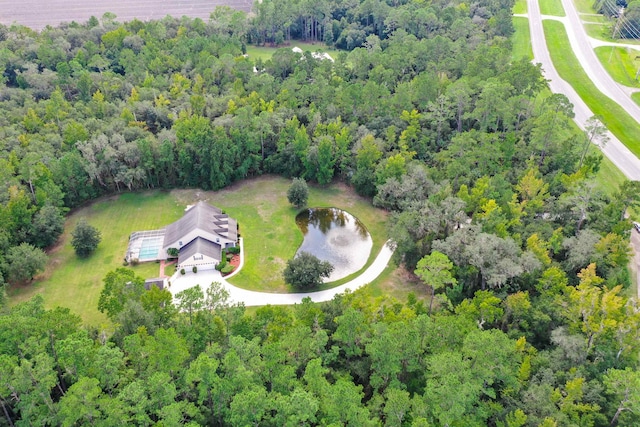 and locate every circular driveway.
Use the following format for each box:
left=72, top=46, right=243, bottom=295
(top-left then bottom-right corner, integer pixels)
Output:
left=168, top=240, right=395, bottom=306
